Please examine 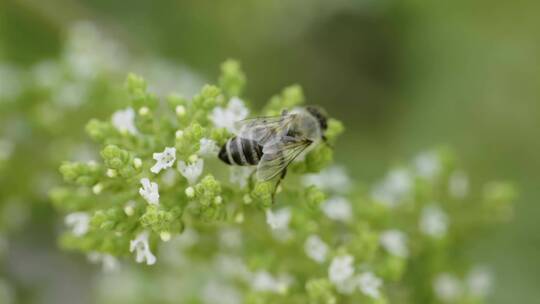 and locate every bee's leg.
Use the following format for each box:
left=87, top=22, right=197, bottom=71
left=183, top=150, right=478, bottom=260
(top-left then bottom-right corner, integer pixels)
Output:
left=248, top=168, right=257, bottom=190
left=271, top=168, right=288, bottom=204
